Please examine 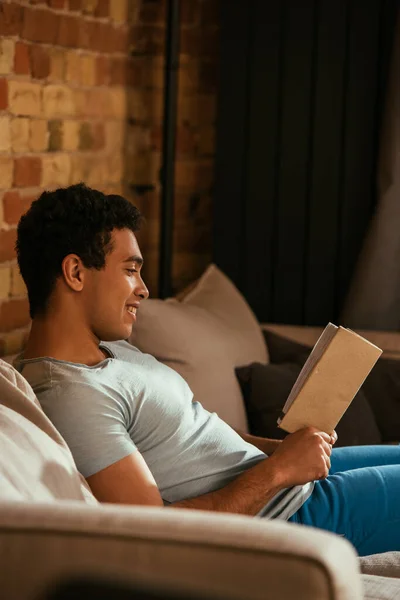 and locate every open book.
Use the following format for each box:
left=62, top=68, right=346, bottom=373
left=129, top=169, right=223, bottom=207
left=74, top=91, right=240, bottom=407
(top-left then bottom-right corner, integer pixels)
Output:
left=277, top=323, right=382, bottom=434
